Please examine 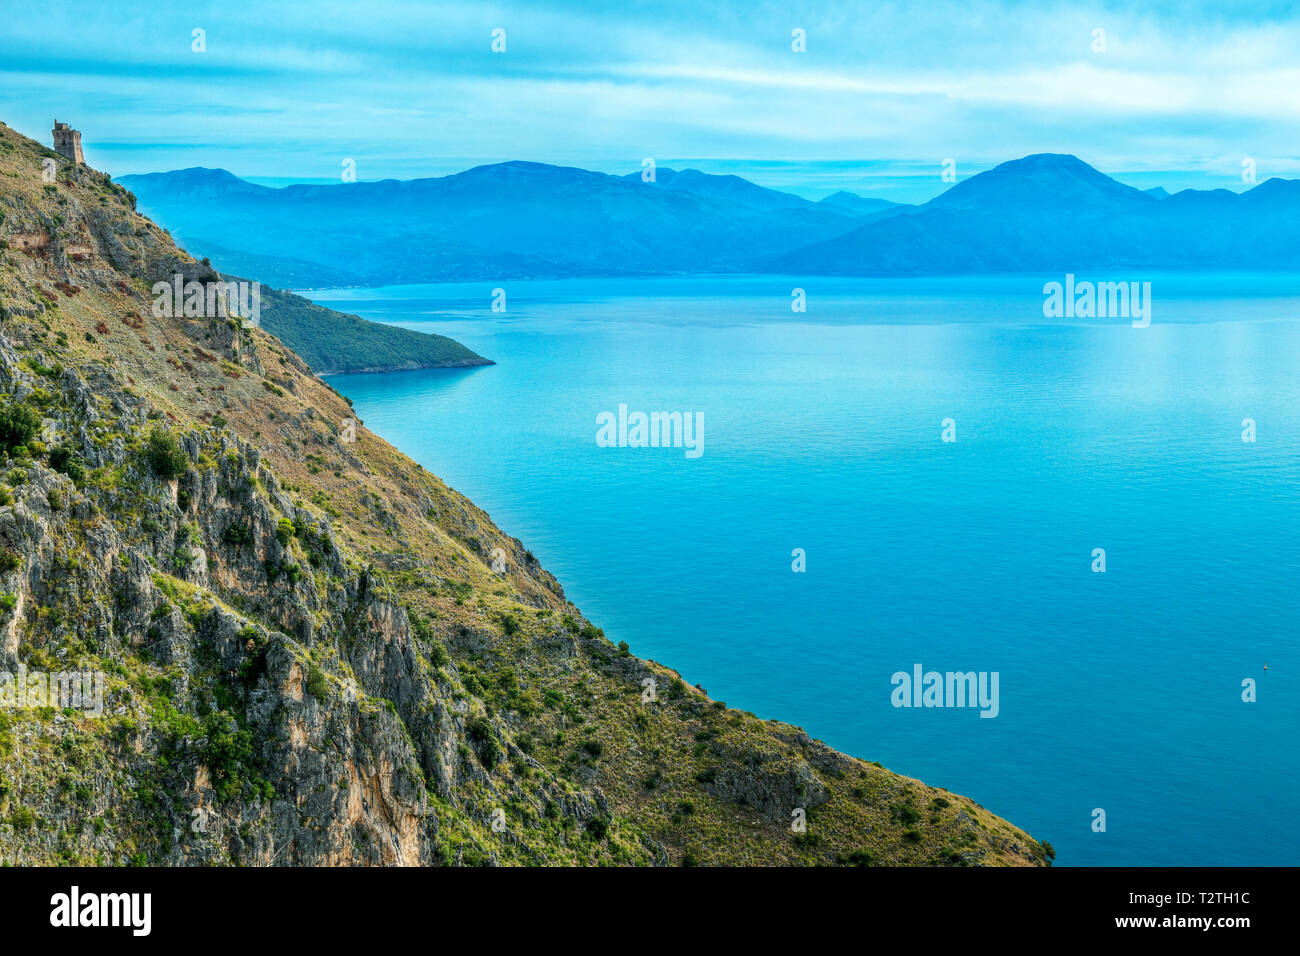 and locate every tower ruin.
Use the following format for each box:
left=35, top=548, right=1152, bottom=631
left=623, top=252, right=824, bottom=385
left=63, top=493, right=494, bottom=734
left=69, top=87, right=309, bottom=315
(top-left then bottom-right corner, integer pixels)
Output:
left=52, top=120, right=84, bottom=164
